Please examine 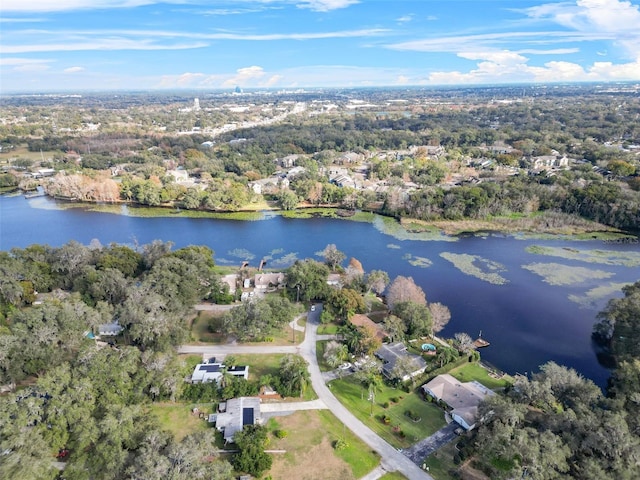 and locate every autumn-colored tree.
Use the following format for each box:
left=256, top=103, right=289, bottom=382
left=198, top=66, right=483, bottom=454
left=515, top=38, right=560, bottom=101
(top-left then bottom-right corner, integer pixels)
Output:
left=429, top=302, right=451, bottom=334
left=386, top=275, right=426, bottom=310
